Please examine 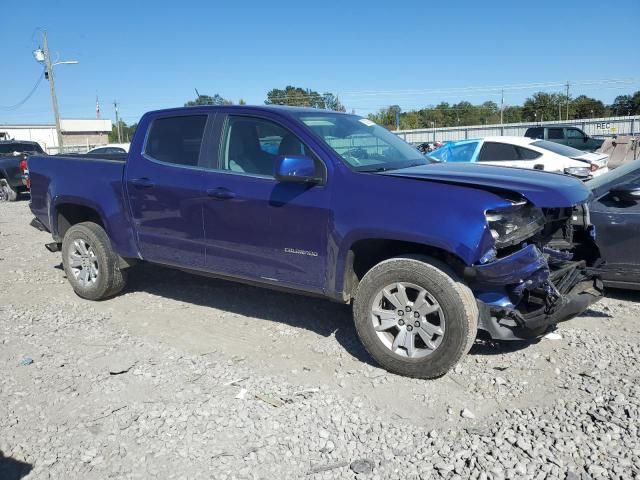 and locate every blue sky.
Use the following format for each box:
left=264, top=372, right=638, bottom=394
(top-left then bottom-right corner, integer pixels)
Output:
left=1, top=0, right=639, bottom=125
